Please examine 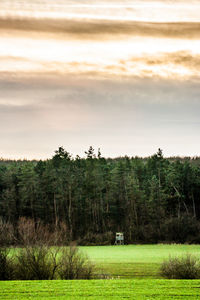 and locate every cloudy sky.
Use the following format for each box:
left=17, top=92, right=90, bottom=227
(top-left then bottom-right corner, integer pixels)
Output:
left=0, top=0, right=200, bottom=159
